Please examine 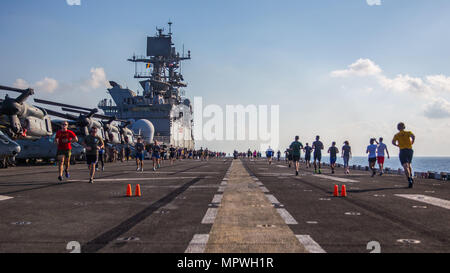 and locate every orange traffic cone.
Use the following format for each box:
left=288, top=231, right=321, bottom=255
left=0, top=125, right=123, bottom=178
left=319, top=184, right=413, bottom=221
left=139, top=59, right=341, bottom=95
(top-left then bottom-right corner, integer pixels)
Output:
left=126, top=184, right=132, bottom=197
left=333, top=185, right=339, bottom=197
left=341, top=185, right=347, bottom=197
left=135, top=184, right=141, bottom=197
